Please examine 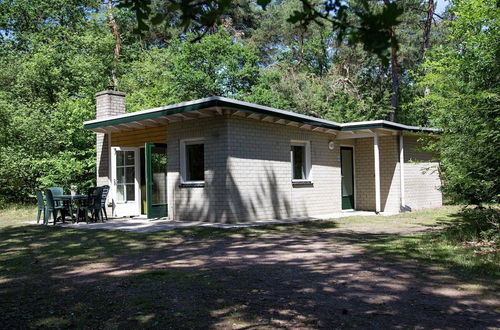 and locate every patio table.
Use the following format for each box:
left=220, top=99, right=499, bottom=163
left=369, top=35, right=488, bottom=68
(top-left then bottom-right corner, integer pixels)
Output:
left=53, top=195, right=87, bottom=222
